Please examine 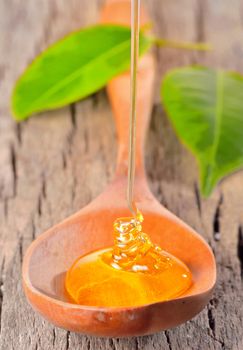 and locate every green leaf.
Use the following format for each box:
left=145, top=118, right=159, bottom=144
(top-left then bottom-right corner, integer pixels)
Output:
left=161, top=66, right=243, bottom=196
left=12, top=24, right=151, bottom=120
